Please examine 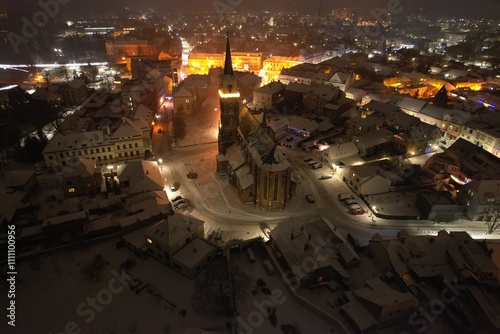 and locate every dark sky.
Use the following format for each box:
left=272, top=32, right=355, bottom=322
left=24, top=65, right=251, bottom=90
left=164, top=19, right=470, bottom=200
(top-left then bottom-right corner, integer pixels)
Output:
left=2, top=0, right=499, bottom=19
